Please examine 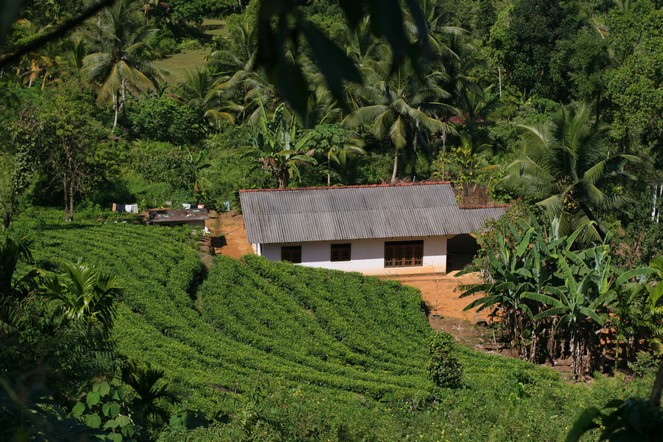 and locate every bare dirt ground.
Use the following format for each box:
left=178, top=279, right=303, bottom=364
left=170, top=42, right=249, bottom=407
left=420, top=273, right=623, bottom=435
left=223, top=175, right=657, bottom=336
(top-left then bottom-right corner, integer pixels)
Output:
left=380, top=272, right=490, bottom=348
left=205, top=212, right=253, bottom=259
